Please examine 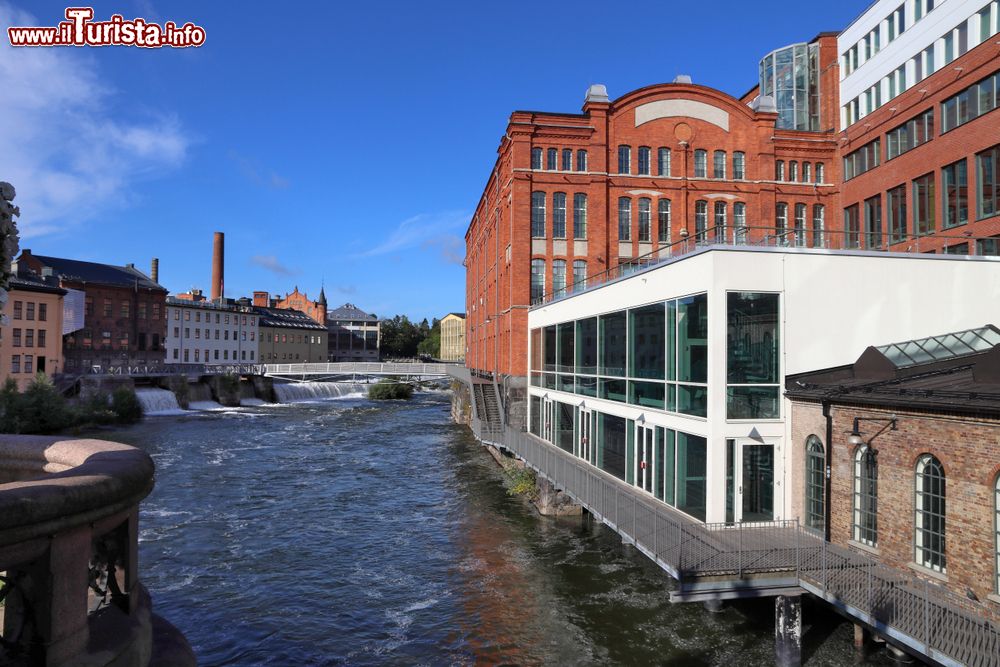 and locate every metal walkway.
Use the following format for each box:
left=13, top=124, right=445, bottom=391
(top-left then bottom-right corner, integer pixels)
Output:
left=469, top=419, right=1000, bottom=667
left=263, top=362, right=458, bottom=382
